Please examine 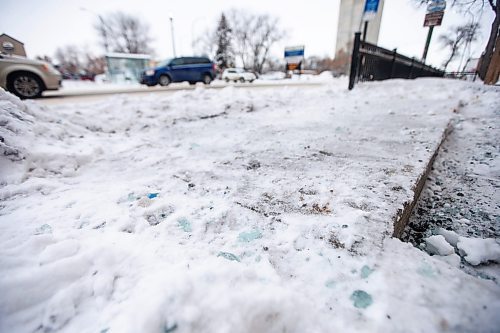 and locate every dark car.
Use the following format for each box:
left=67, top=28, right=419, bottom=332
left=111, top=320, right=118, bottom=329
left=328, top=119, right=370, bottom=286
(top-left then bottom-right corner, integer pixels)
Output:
left=141, top=57, right=216, bottom=86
